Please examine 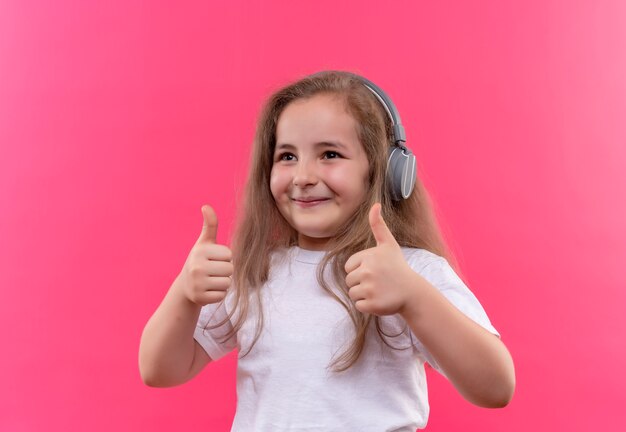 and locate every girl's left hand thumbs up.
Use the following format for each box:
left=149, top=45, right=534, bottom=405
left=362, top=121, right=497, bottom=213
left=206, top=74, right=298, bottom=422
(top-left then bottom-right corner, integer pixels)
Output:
left=368, top=202, right=397, bottom=247
left=344, top=203, right=419, bottom=316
